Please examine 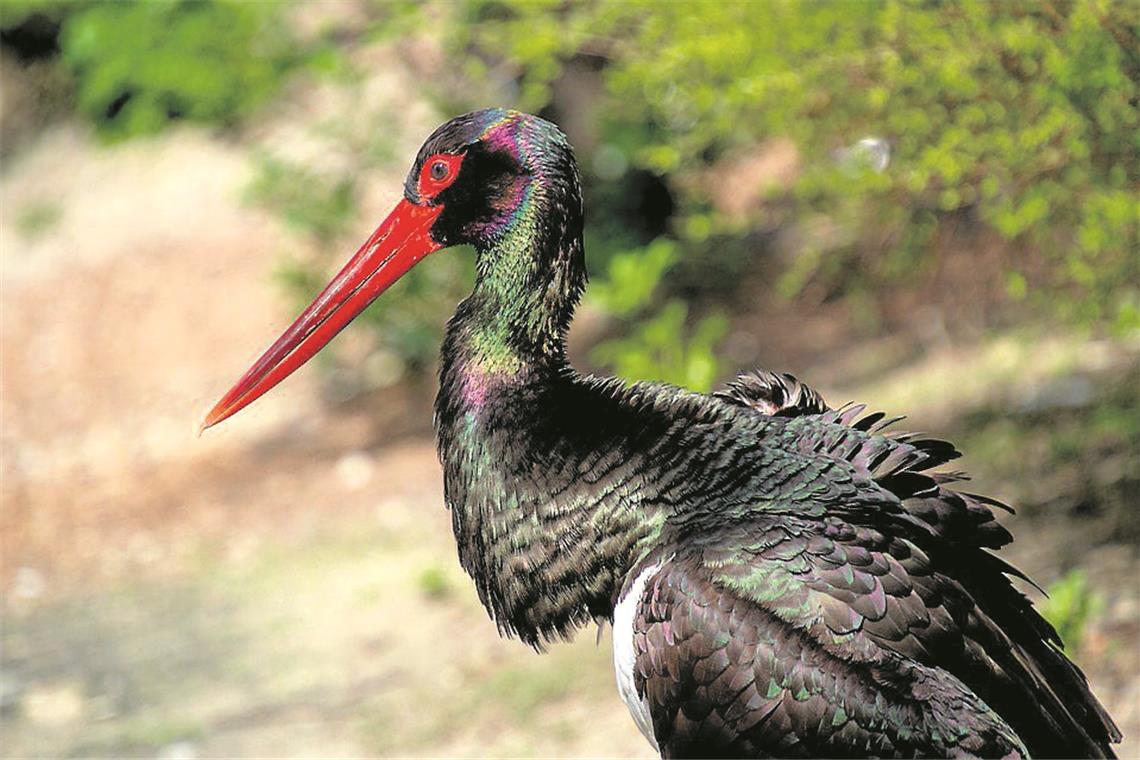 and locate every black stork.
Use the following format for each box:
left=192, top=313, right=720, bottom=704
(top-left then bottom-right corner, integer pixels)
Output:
left=203, top=109, right=1121, bottom=758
